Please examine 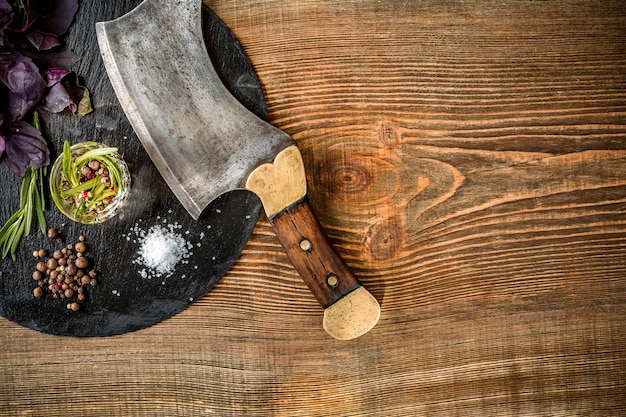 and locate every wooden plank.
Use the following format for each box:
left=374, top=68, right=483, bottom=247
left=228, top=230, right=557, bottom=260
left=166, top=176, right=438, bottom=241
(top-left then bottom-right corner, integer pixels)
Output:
left=1, top=0, right=625, bottom=415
